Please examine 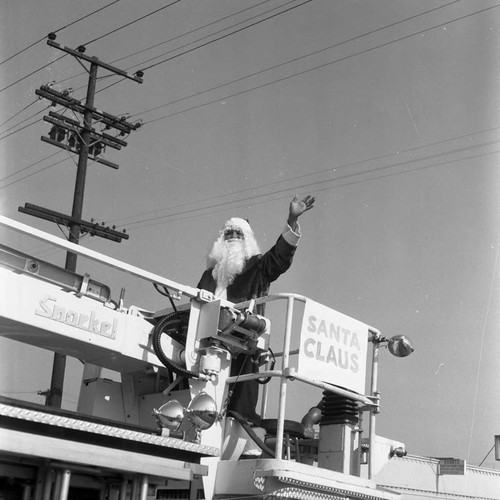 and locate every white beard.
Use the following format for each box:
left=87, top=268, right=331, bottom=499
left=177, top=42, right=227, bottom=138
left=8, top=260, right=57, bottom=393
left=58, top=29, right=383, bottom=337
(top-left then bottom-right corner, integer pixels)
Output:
left=212, top=241, right=246, bottom=289
left=206, top=217, right=260, bottom=291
